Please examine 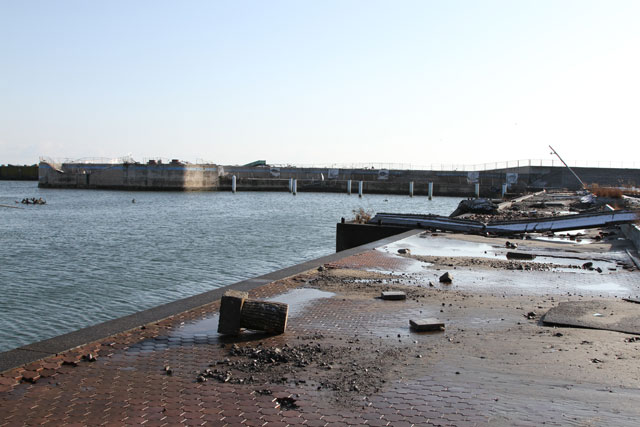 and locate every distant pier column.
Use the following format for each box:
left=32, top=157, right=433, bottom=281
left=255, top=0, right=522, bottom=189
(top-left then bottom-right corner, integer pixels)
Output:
left=292, top=179, right=297, bottom=195
left=347, top=180, right=352, bottom=195
left=428, top=182, right=433, bottom=200
left=409, top=181, right=414, bottom=197
left=358, top=181, right=363, bottom=198
left=232, top=175, right=237, bottom=193
left=502, top=183, right=507, bottom=198
left=288, top=178, right=293, bottom=193
left=475, top=183, right=480, bottom=198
